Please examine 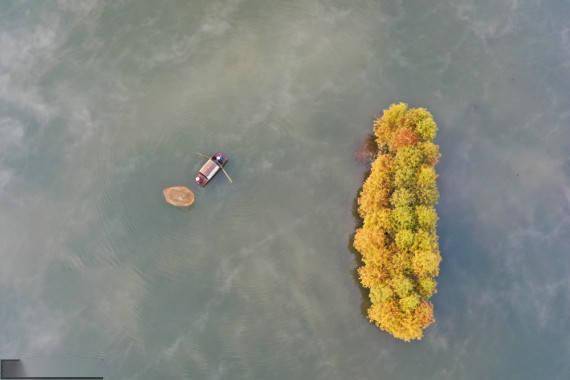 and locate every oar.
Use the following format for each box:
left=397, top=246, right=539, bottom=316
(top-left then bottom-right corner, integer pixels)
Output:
left=218, top=165, right=233, bottom=184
